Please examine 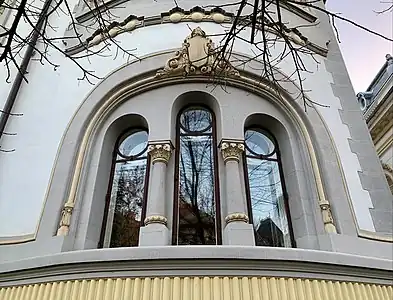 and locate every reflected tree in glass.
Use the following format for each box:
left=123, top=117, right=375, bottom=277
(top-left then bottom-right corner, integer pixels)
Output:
left=100, top=130, right=149, bottom=248
left=244, top=129, right=293, bottom=247
left=174, top=108, right=220, bottom=245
